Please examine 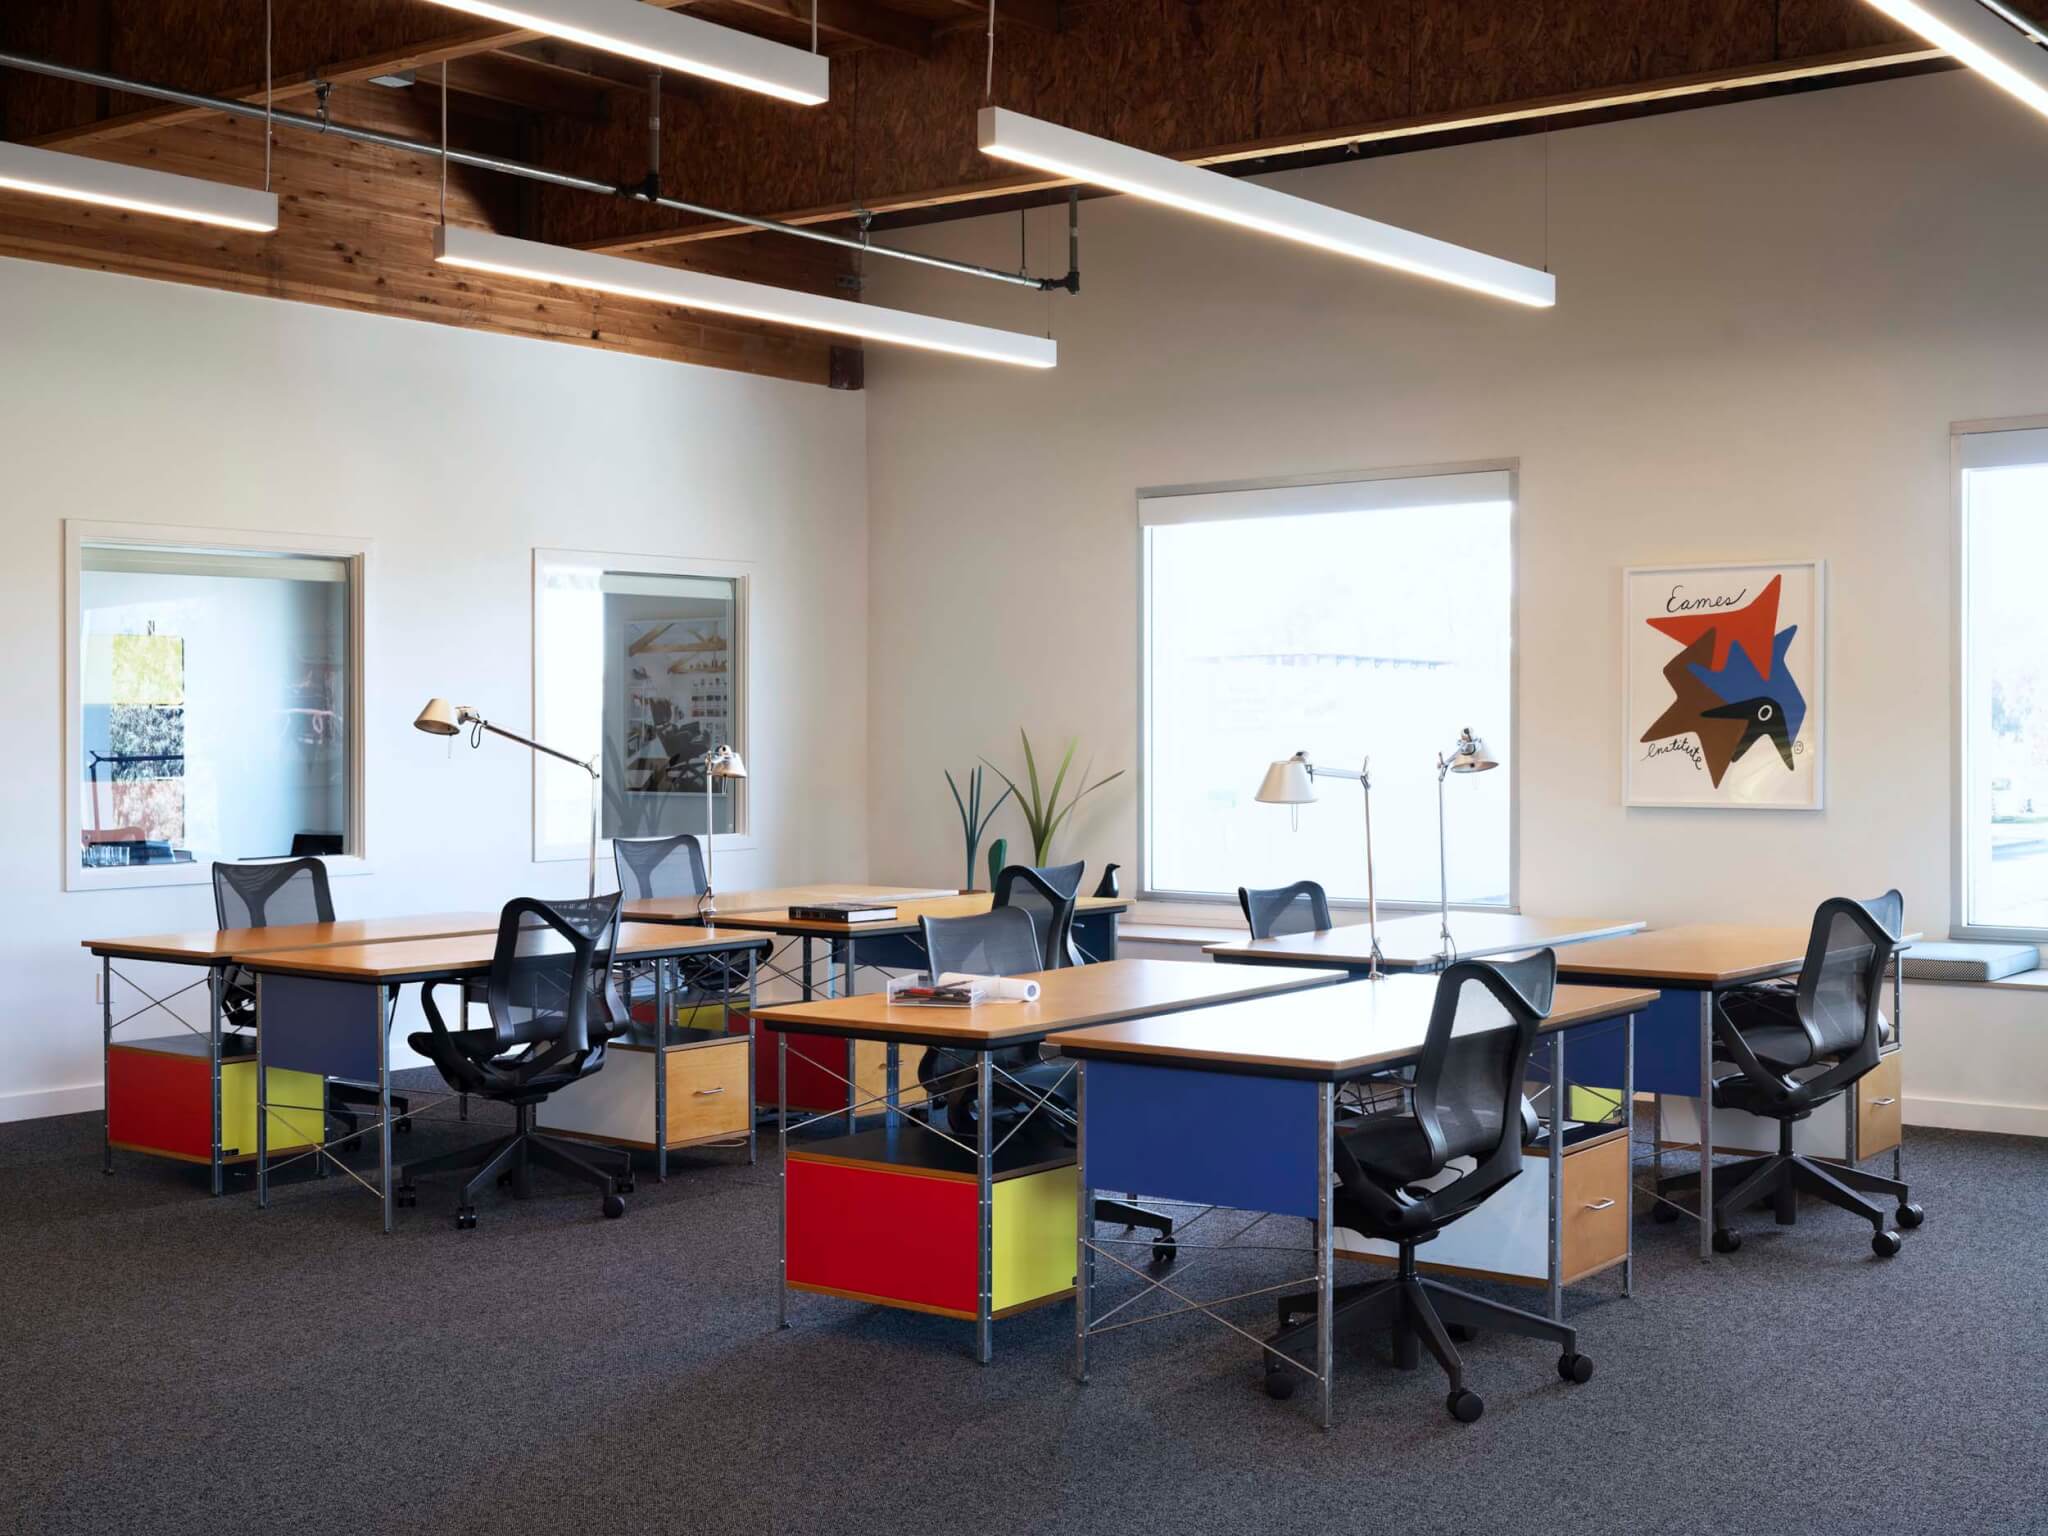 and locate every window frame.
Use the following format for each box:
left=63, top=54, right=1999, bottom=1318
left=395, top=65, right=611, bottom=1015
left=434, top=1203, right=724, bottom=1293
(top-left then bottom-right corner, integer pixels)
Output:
left=1134, top=459, right=1521, bottom=913
left=530, top=547, right=754, bottom=871
left=1951, top=413, right=2048, bottom=940
left=62, top=518, right=372, bottom=893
